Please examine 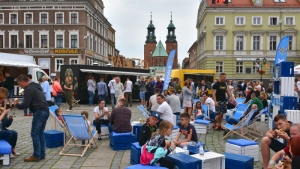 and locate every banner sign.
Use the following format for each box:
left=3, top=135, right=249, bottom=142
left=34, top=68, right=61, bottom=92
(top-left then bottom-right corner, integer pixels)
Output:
left=275, top=36, right=290, bottom=65
left=163, top=49, right=176, bottom=91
